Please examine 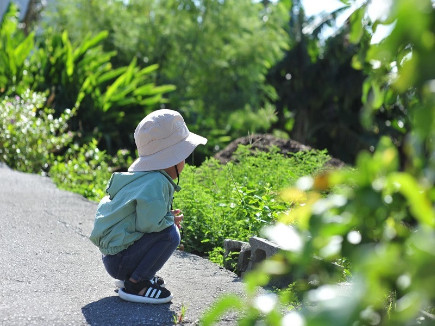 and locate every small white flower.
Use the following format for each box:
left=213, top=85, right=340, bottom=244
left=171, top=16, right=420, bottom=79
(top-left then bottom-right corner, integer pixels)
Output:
left=296, top=176, right=313, bottom=191
left=347, top=231, right=362, bottom=245
left=253, top=293, right=278, bottom=314
left=282, top=311, right=305, bottom=326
